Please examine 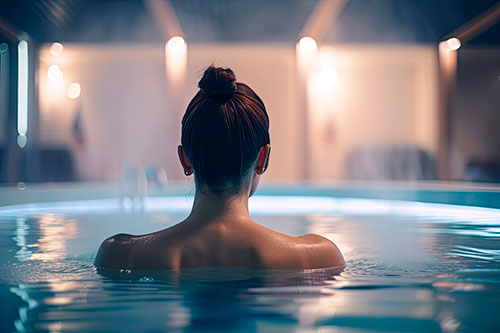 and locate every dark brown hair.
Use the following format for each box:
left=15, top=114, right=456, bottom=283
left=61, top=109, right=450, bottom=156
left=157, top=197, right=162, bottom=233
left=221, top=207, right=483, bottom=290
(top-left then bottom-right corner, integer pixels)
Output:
left=181, top=66, right=270, bottom=193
